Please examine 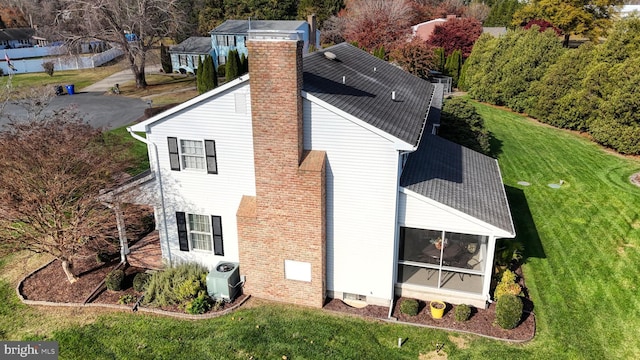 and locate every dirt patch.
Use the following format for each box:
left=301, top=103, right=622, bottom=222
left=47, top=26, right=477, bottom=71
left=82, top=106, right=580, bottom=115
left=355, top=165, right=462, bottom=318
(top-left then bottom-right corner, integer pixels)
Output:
left=630, top=172, right=640, bottom=187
